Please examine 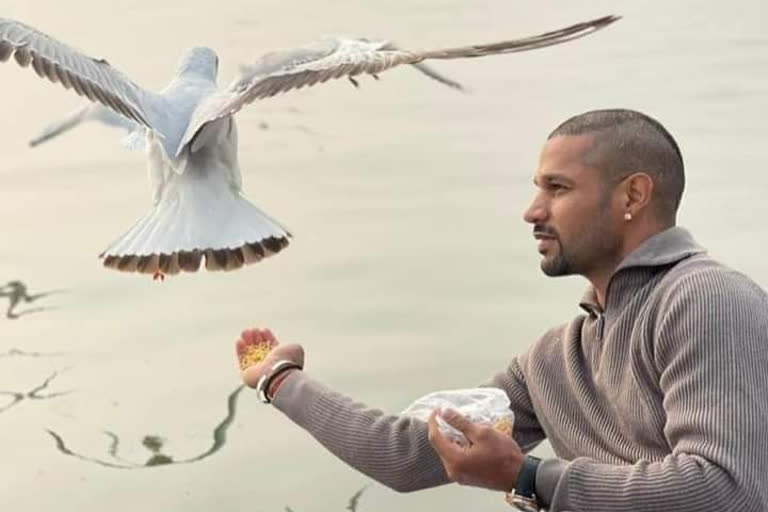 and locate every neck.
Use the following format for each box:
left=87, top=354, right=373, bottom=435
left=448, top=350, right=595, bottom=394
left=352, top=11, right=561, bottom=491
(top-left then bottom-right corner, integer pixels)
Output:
left=587, top=262, right=619, bottom=309
left=586, top=218, right=674, bottom=308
